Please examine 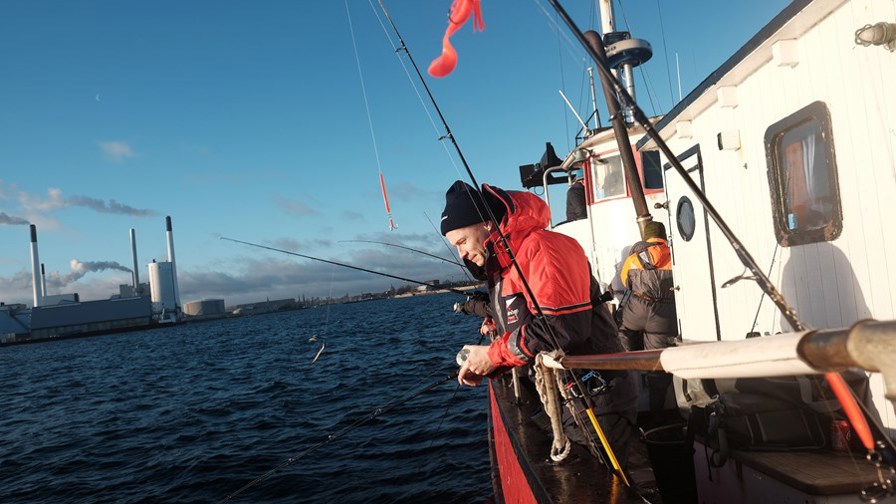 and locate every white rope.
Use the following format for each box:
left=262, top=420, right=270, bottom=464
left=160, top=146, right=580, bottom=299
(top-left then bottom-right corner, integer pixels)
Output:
left=534, top=353, right=571, bottom=462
